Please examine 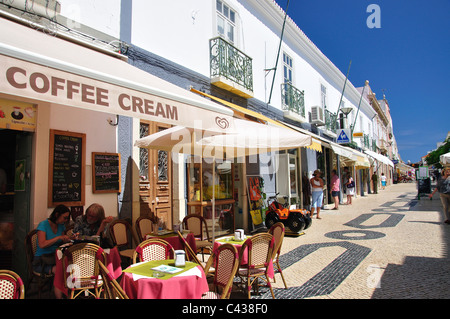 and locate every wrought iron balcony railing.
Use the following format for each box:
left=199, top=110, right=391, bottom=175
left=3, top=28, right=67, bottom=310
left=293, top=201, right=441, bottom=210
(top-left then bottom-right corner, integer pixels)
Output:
left=281, top=82, right=305, bottom=117
left=324, top=109, right=339, bottom=132
left=209, top=37, right=253, bottom=93
left=364, top=134, right=370, bottom=149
